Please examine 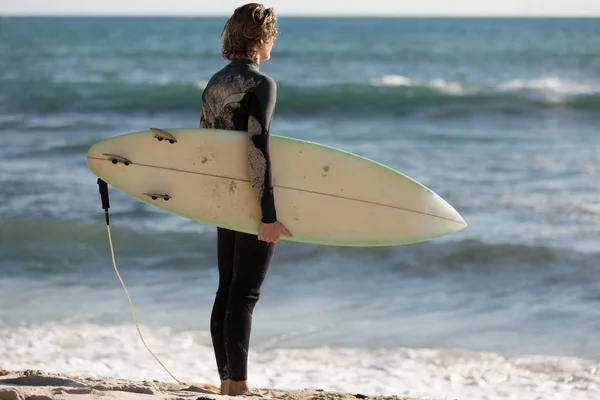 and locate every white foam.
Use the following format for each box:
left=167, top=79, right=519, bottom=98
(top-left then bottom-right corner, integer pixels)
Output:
left=2, top=323, right=599, bottom=400
left=370, top=74, right=600, bottom=101
left=195, top=80, right=209, bottom=90
left=370, top=75, right=469, bottom=95
left=429, top=78, right=468, bottom=95
left=370, top=75, right=414, bottom=87
left=497, top=76, right=600, bottom=104
left=498, top=76, right=600, bottom=97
